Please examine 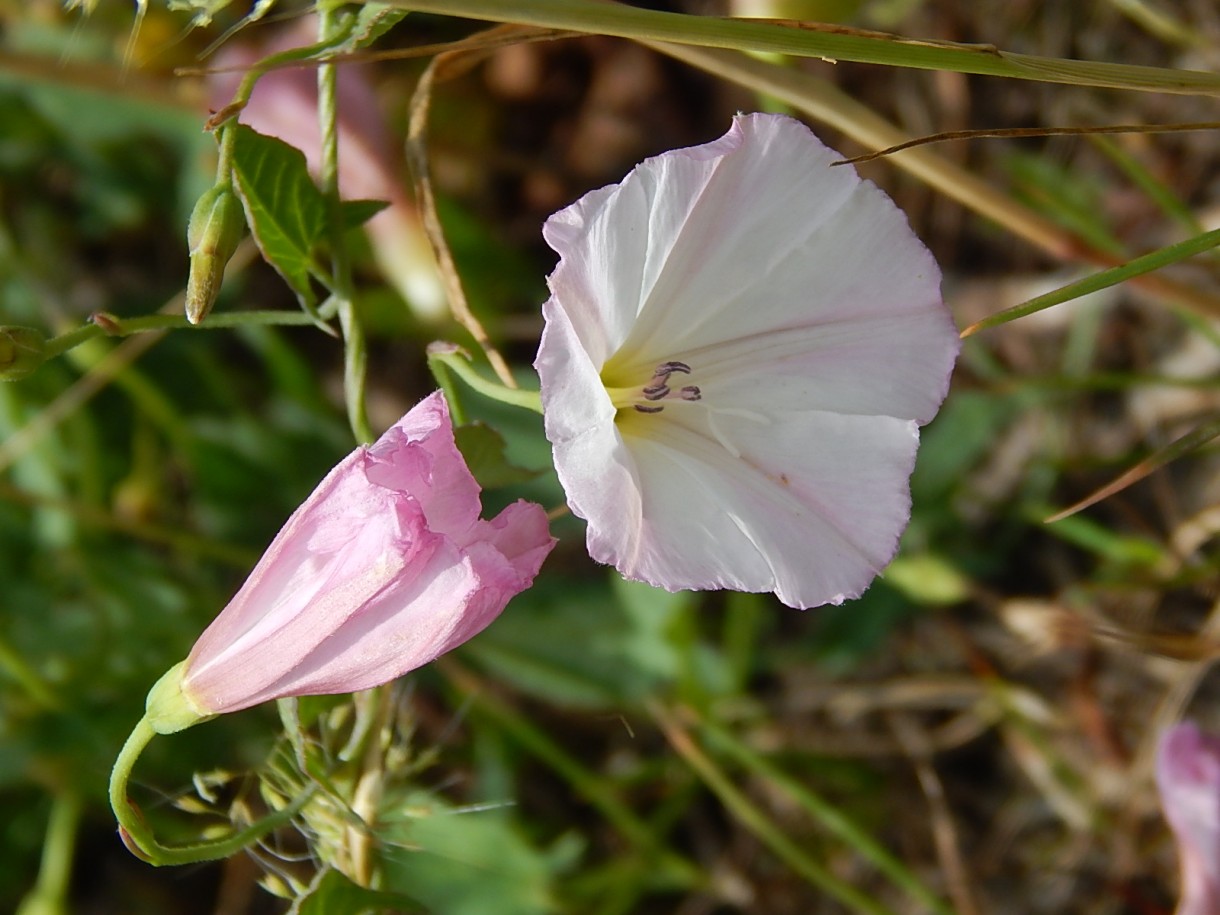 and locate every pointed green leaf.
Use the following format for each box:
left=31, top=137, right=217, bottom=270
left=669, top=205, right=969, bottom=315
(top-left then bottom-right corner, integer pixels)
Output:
left=340, top=198, right=390, bottom=231
left=342, top=4, right=409, bottom=51
left=230, top=125, right=328, bottom=308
